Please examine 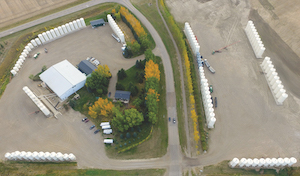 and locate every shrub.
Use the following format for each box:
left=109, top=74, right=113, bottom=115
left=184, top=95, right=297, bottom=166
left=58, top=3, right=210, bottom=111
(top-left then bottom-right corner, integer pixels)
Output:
left=119, top=145, right=122, bottom=148
left=124, top=143, right=127, bottom=146
left=120, top=134, right=124, bottom=139
left=116, top=83, right=125, bottom=90
left=126, top=132, right=131, bottom=139
left=133, top=132, right=137, bottom=138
